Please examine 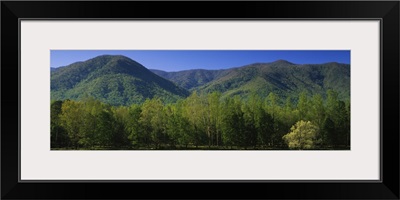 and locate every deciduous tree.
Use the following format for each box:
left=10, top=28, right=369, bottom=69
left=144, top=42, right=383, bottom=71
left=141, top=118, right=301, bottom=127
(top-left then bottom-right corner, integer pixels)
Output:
left=282, top=120, right=318, bottom=150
